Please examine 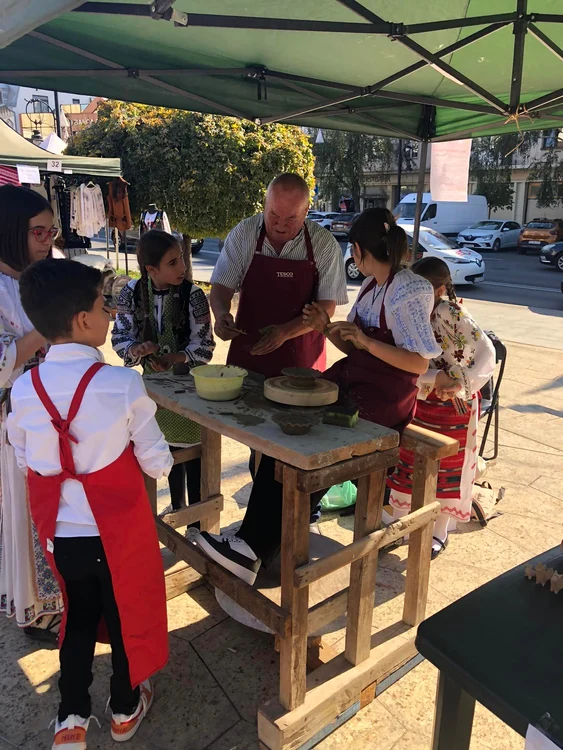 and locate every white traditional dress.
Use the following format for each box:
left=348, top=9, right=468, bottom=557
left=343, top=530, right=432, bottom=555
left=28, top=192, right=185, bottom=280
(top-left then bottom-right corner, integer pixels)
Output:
left=0, top=272, right=63, bottom=625
left=388, top=298, right=496, bottom=522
